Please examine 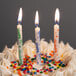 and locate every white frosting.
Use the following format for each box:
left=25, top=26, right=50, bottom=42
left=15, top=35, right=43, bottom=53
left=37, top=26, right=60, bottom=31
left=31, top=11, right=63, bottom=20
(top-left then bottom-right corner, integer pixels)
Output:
left=0, top=39, right=76, bottom=76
